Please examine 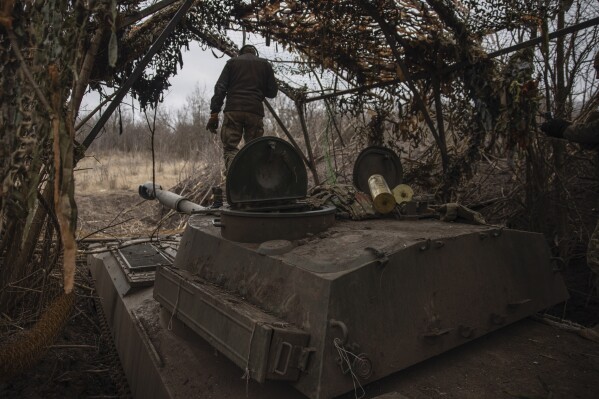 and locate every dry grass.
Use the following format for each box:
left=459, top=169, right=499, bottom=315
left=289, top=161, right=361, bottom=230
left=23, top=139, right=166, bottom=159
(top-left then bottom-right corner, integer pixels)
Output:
left=73, top=149, right=222, bottom=239
left=75, top=150, right=217, bottom=194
